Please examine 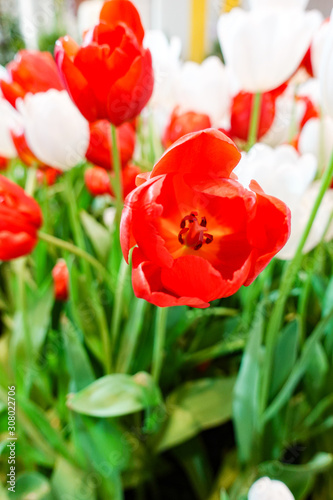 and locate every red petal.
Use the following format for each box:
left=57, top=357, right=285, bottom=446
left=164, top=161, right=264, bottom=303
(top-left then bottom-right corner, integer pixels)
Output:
left=151, top=129, right=241, bottom=181
left=99, top=0, right=145, bottom=44
left=132, top=248, right=210, bottom=308
left=55, top=37, right=99, bottom=122
left=245, top=180, right=291, bottom=286
left=161, top=254, right=252, bottom=303
left=106, top=48, right=154, bottom=125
